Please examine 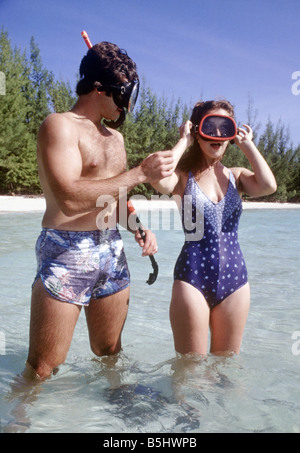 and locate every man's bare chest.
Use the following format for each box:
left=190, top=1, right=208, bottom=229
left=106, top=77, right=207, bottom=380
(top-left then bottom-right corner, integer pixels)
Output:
left=78, top=129, right=127, bottom=178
